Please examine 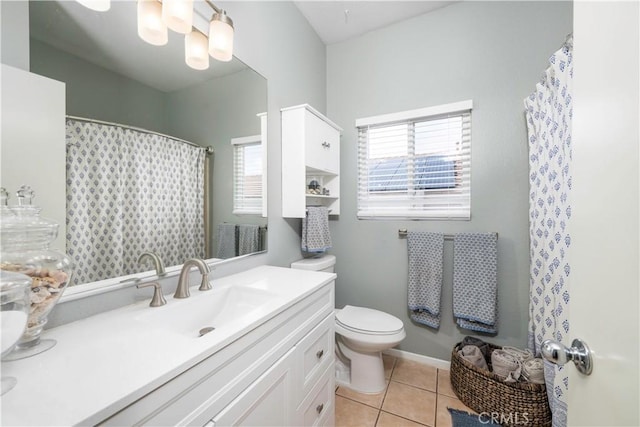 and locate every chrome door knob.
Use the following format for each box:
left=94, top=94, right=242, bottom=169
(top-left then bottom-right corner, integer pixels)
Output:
left=541, top=338, right=593, bottom=375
